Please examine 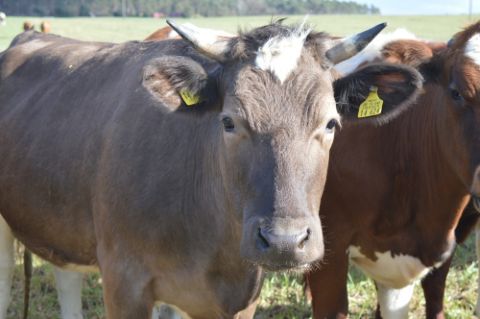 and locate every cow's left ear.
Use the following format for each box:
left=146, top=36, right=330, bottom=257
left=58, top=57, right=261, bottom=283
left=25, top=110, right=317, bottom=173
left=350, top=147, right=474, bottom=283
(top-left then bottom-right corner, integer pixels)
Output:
left=142, top=56, right=221, bottom=112
left=334, top=63, right=423, bottom=124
